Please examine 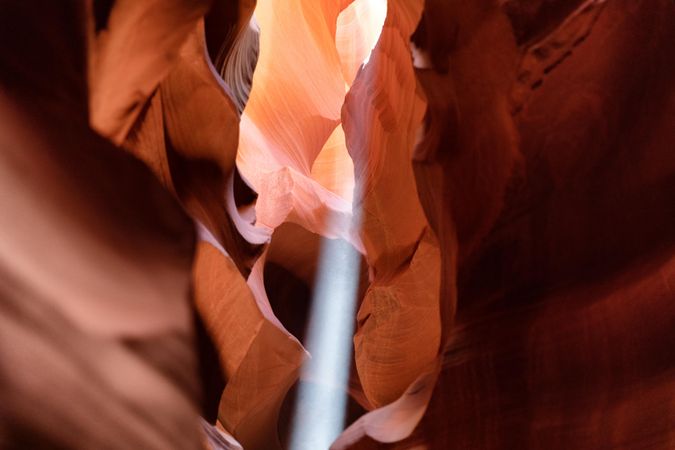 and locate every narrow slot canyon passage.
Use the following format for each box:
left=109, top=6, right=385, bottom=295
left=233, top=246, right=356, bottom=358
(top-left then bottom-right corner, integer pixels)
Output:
left=1, top=1, right=674, bottom=450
